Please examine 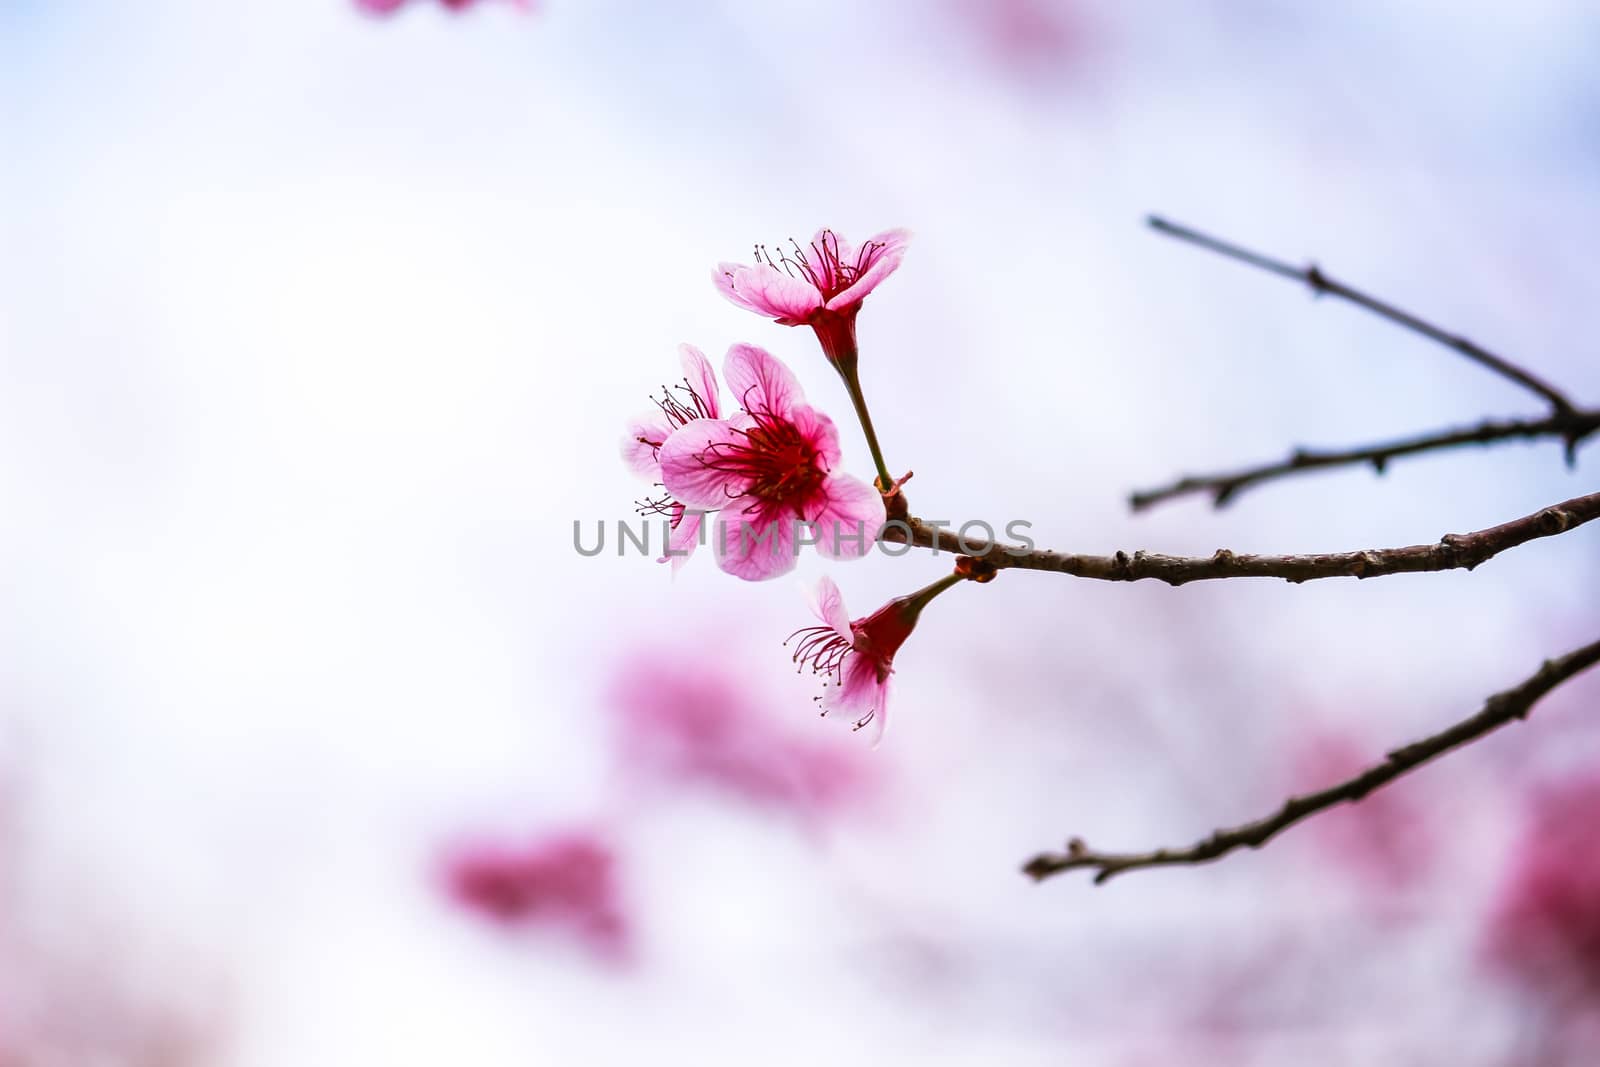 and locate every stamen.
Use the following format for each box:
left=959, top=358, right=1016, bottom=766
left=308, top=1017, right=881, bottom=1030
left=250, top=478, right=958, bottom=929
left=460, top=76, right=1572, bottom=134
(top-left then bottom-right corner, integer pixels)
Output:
left=785, top=625, right=853, bottom=681
left=649, top=376, right=714, bottom=431
left=634, top=492, right=676, bottom=517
